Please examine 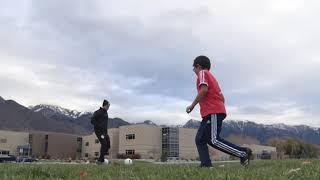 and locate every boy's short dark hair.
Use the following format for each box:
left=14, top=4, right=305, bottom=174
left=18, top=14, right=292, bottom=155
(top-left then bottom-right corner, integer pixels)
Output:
left=193, top=55, right=211, bottom=70
left=102, top=99, right=109, bottom=106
